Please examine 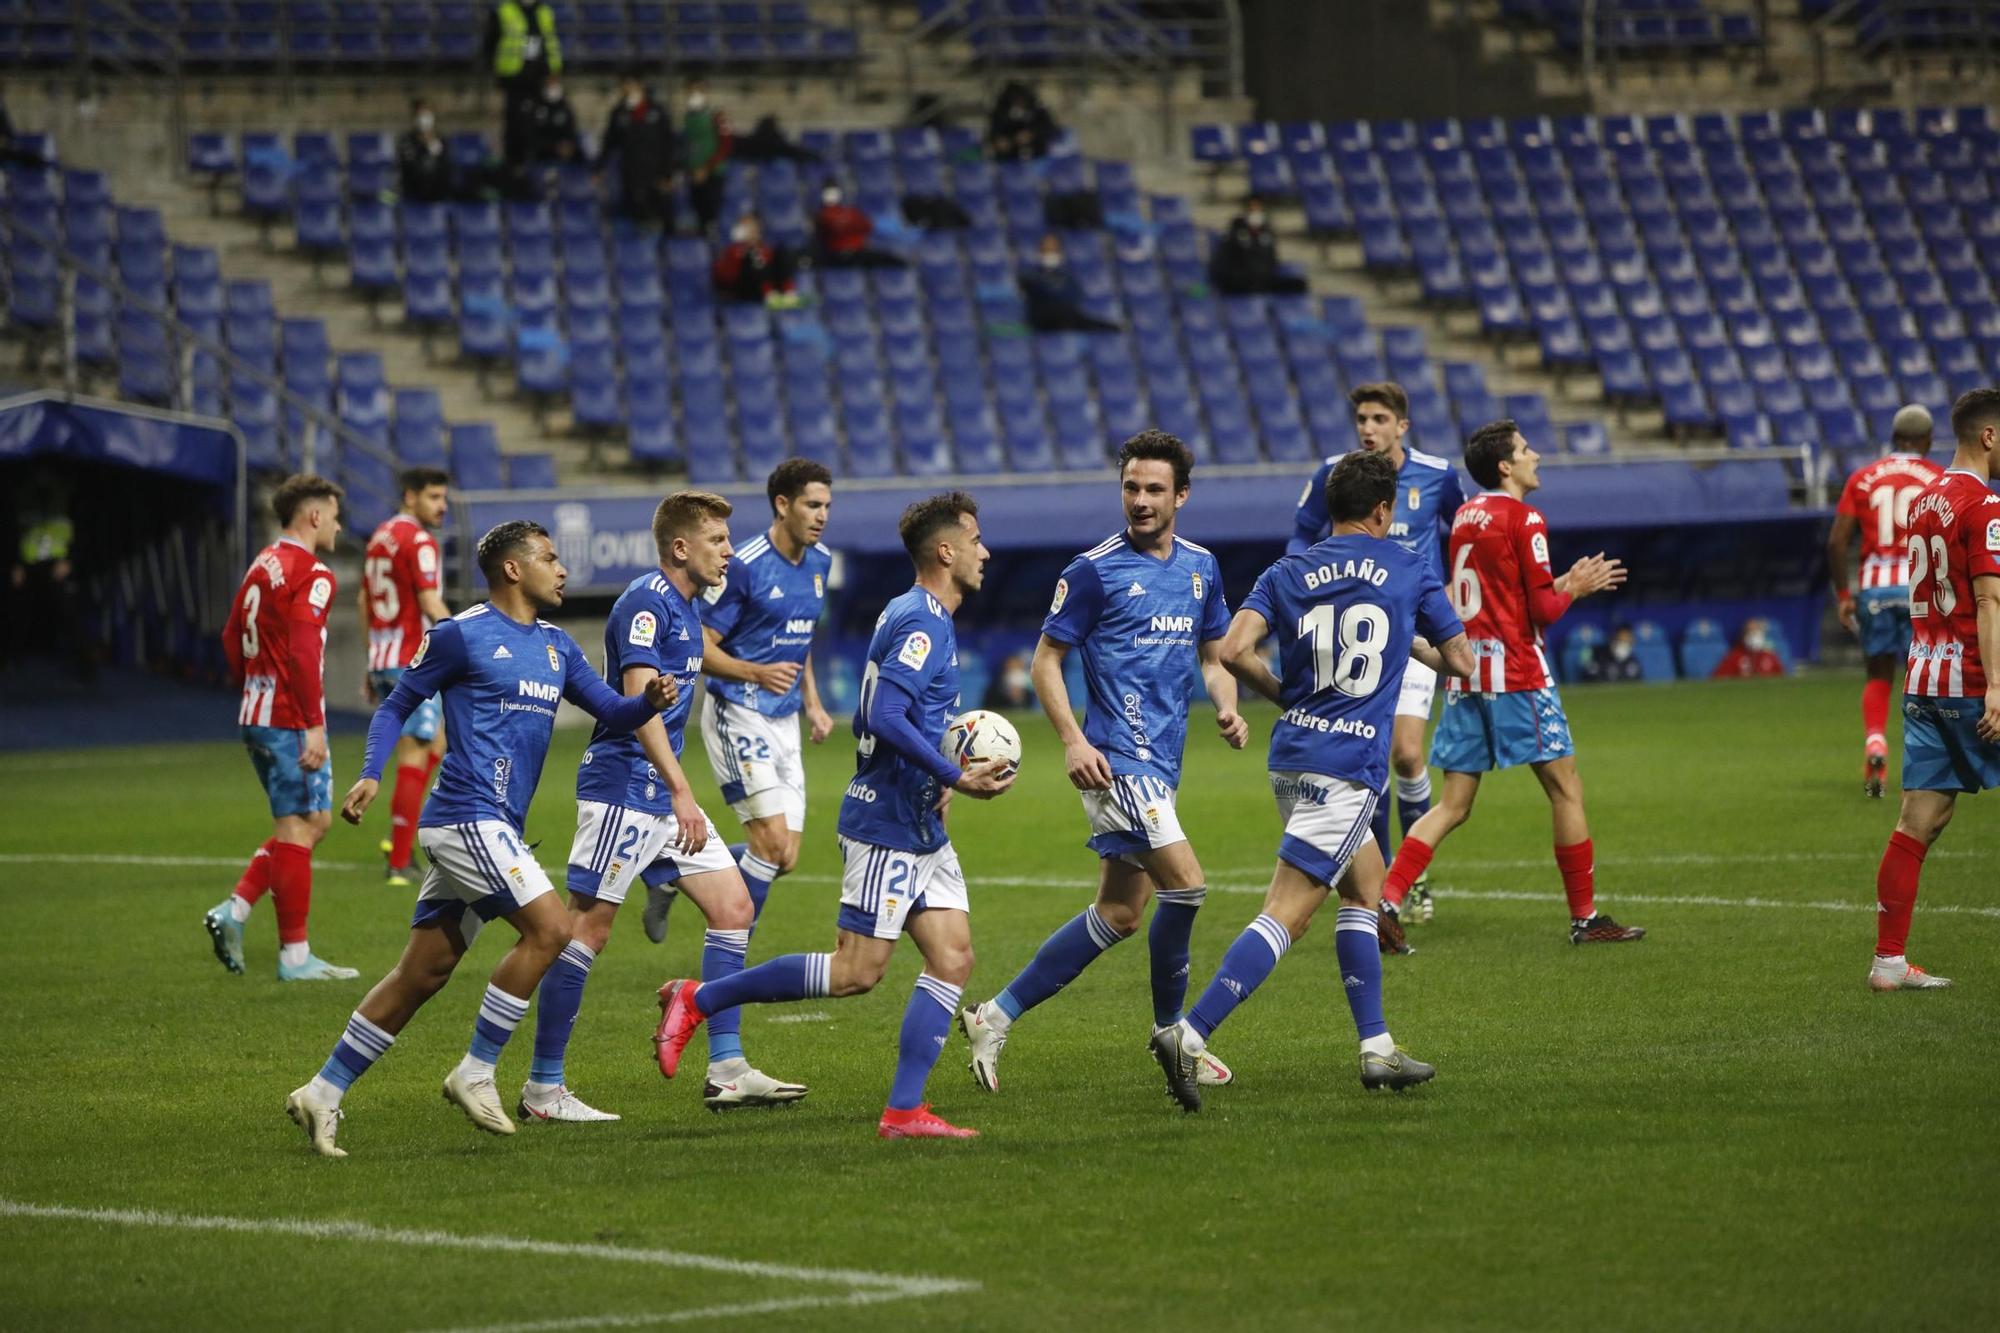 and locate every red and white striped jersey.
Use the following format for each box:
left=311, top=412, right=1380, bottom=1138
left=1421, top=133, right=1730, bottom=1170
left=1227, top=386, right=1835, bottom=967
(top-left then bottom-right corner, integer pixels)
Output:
left=1836, top=453, right=1945, bottom=591
left=1904, top=469, right=2000, bottom=697
left=363, top=513, right=442, bottom=670
left=1444, top=492, right=1563, bottom=694
left=222, top=539, right=334, bottom=728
